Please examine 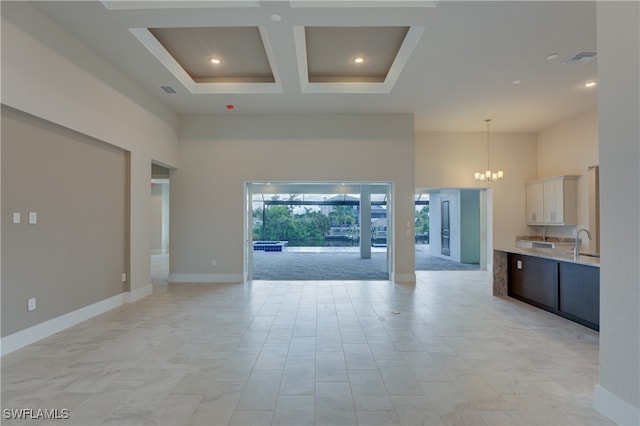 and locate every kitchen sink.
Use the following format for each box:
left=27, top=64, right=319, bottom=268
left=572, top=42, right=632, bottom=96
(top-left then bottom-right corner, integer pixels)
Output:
left=531, top=241, right=555, bottom=248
